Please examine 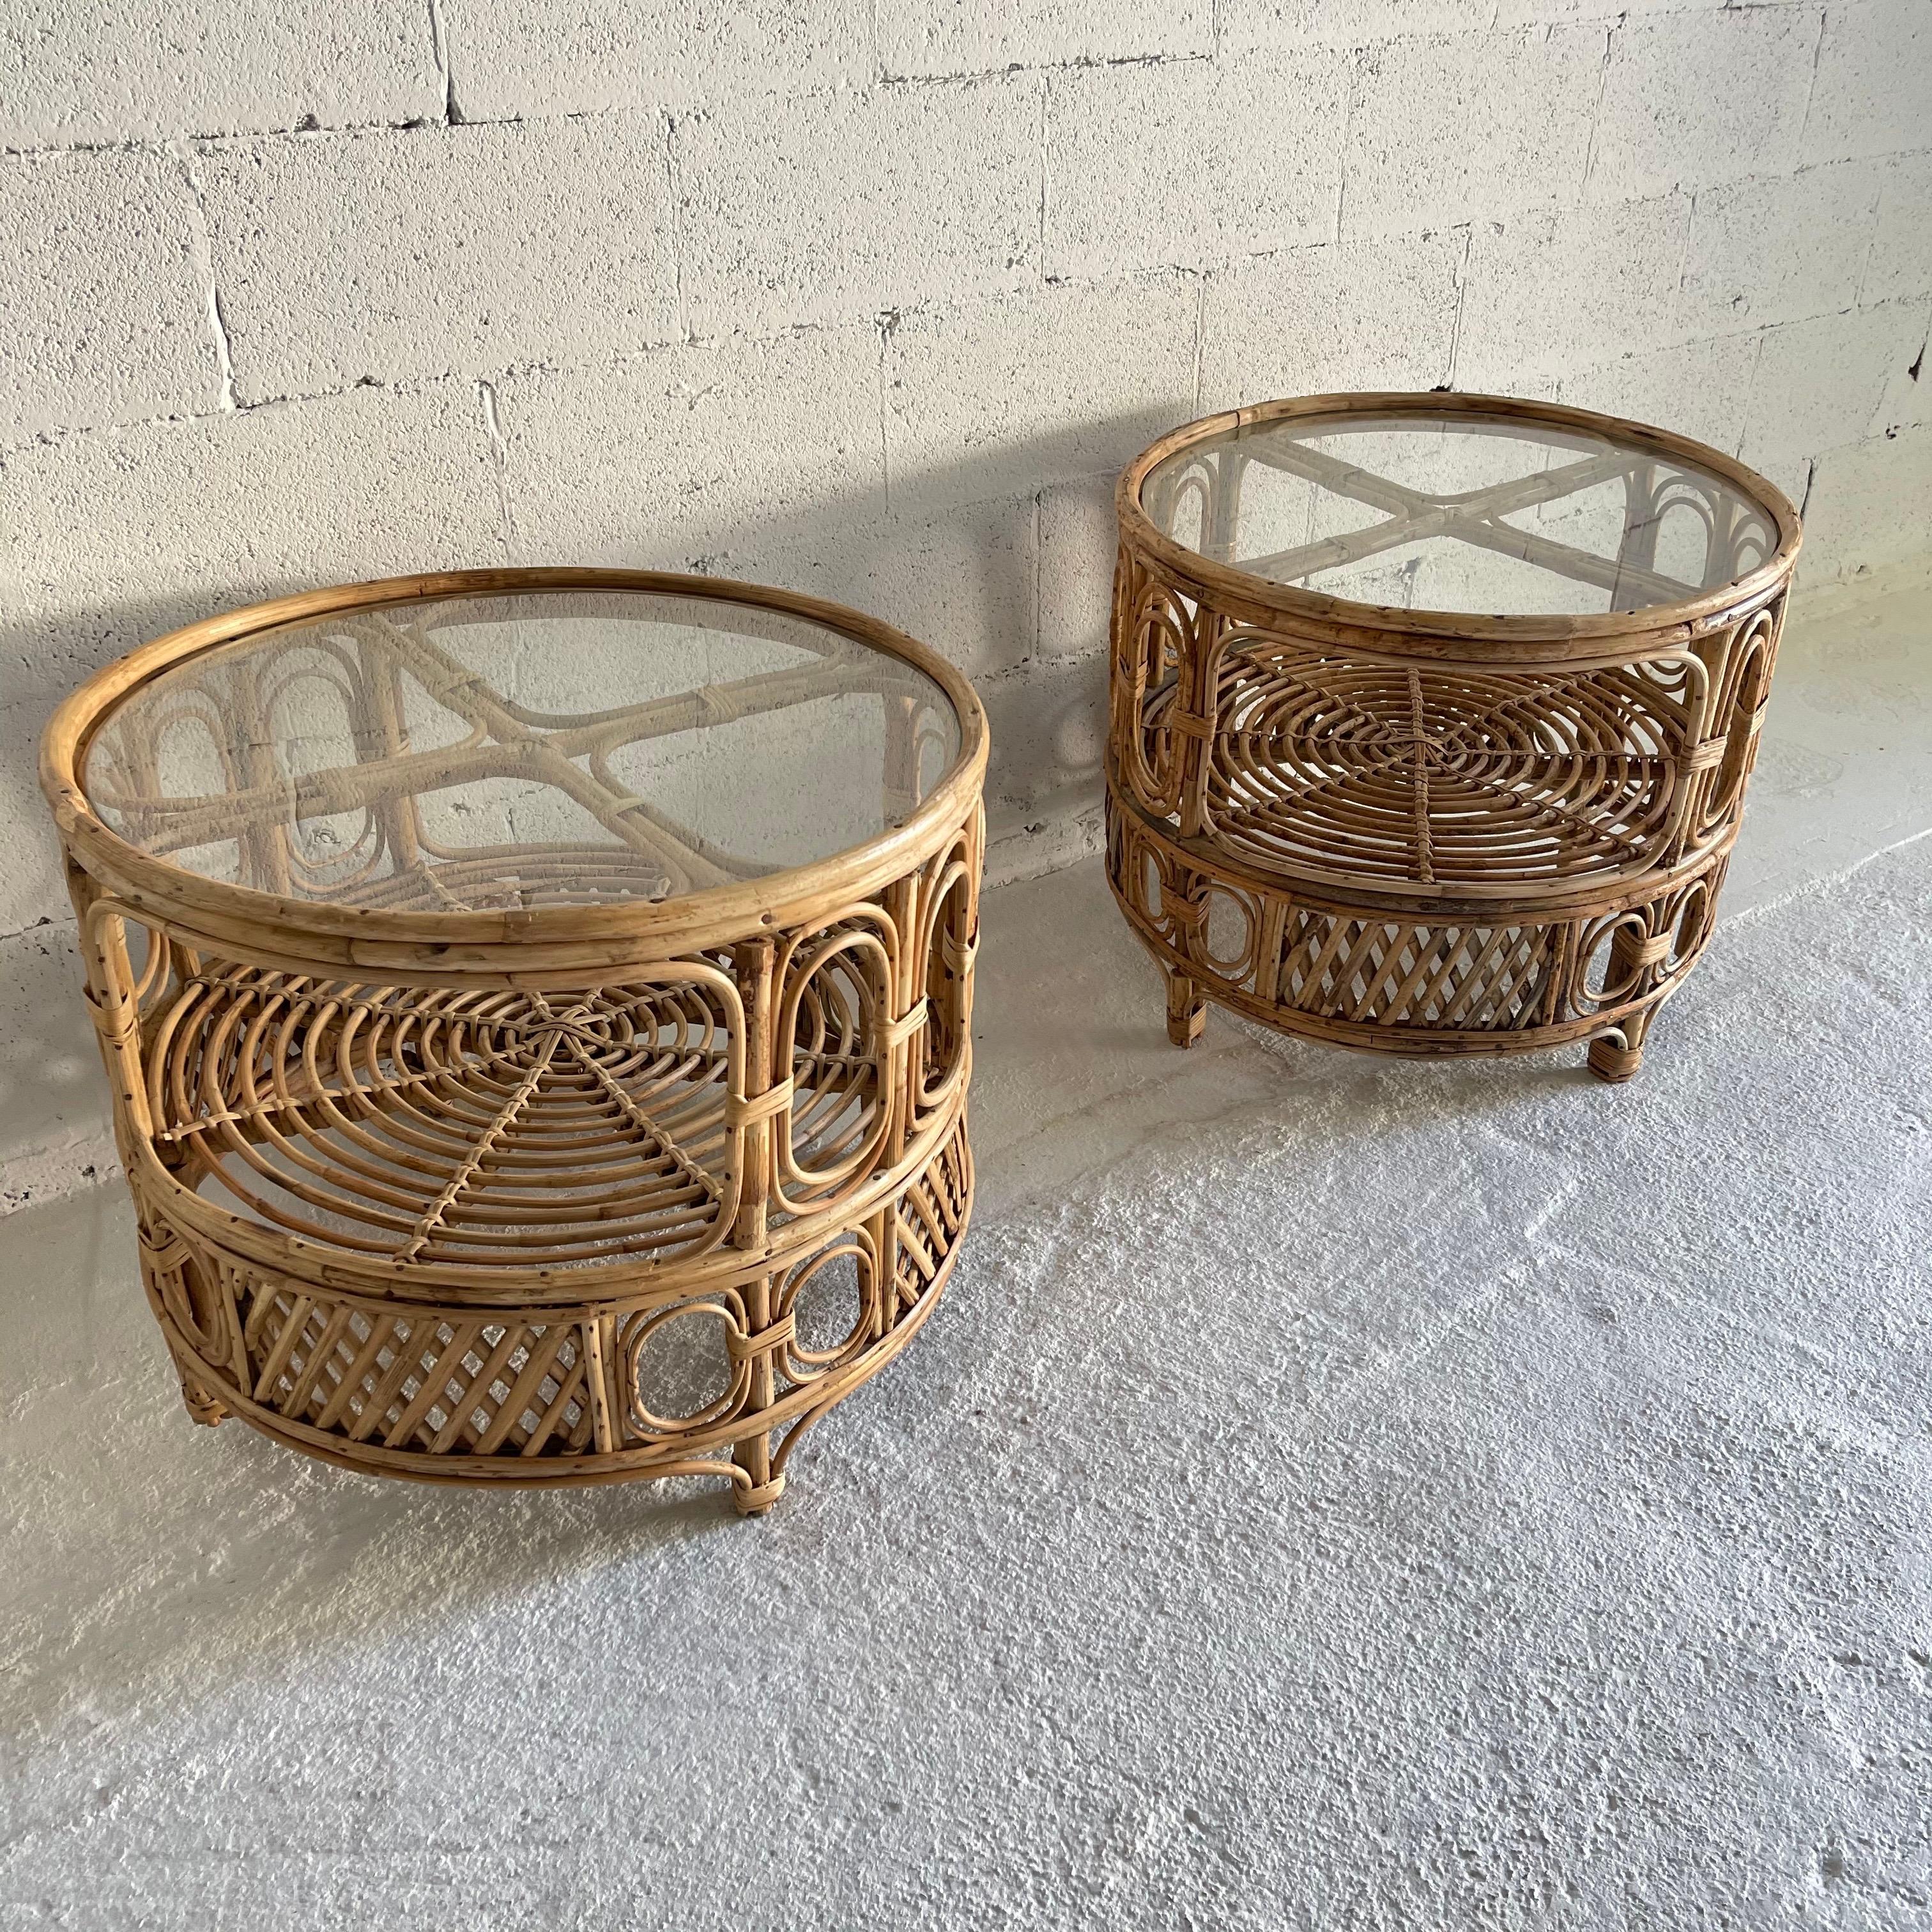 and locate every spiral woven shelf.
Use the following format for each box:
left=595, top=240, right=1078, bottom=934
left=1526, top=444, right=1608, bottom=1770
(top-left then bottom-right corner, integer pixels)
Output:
left=43, top=568, right=988, bottom=1513
left=1106, top=392, right=1801, bottom=1077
